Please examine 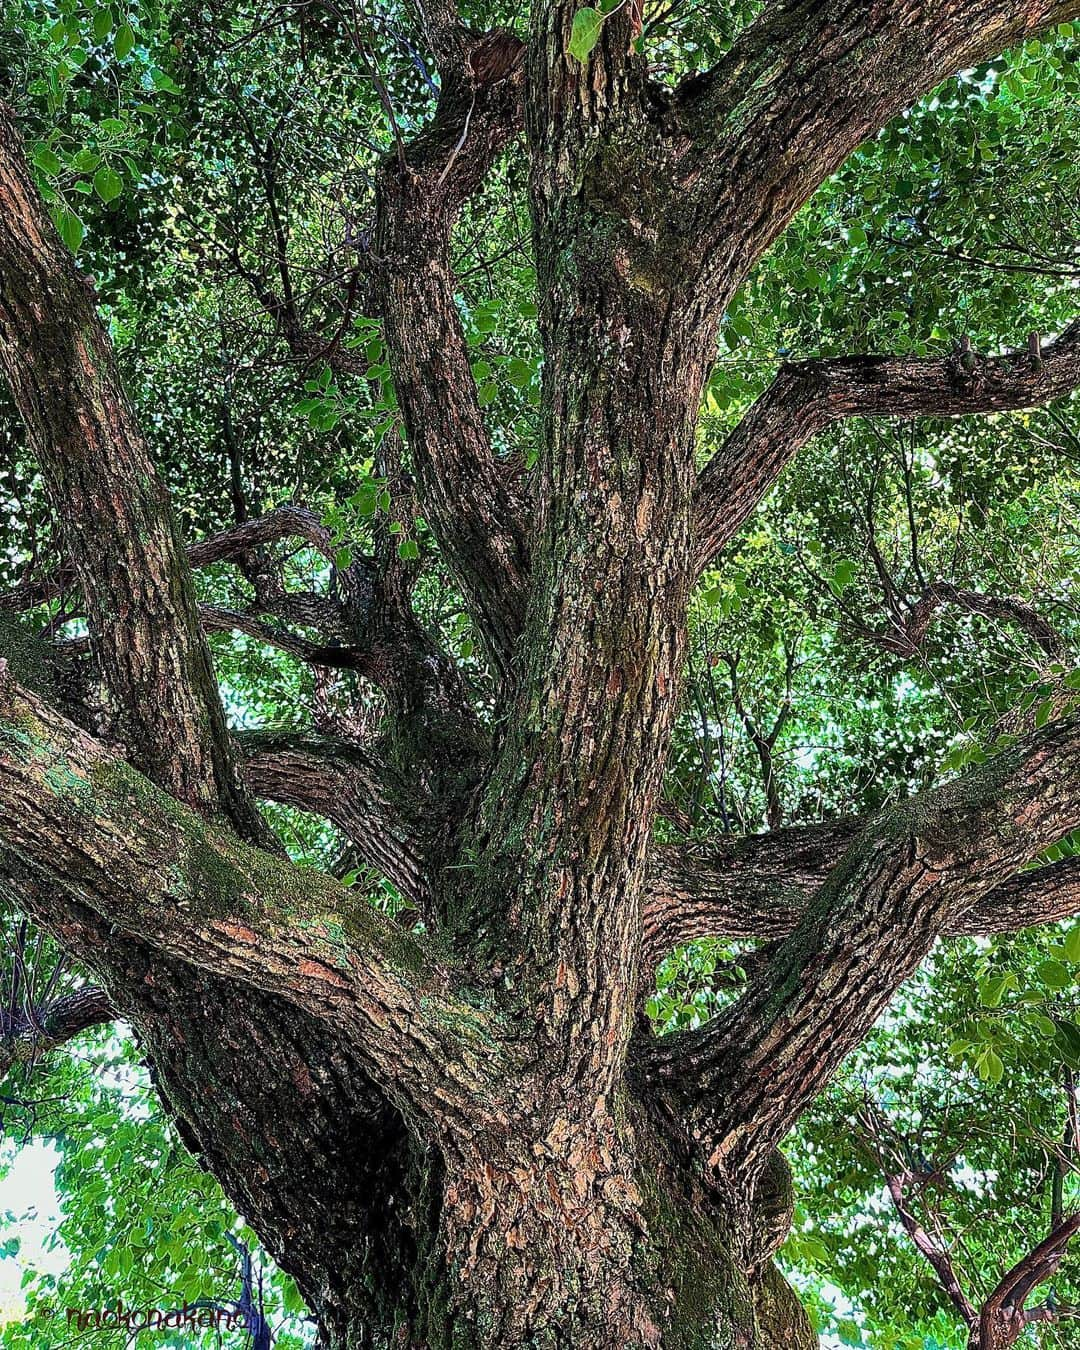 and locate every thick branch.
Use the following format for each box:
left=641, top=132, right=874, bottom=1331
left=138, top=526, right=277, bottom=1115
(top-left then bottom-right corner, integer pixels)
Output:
left=187, top=503, right=335, bottom=566
left=863, top=582, right=1068, bottom=662
left=230, top=43, right=531, bottom=675
left=0, top=504, right=336, bottom=617
left=0, top=104, right=262, bottom=841
left=674, top=0, right=1080, bottom=296
left=0, top=671, right=509, bottom=1129
left=412, top=0, right=466, bottom=72
left=694, top=320, right=1080, bottom=574
left=644, top=829, right=1080, bottom=965
left=199, top=605, right=371, bottom=670
left=0, top=541, right=427, bottom=1319
left=13, top=501, right=480, bottom=761
left=646, top=712, right=1080, bottom=1183
left=372, top=30, right=529, bottom=679
left=981, top=1214, right=1080, bottom=1343
left=238, top=729, right=438, bottom=914
left=920, top=585, right=1066, bottom=660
